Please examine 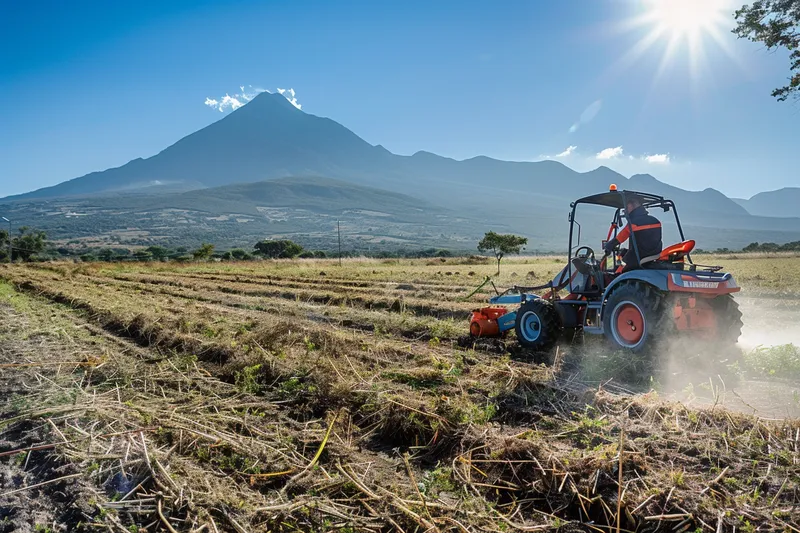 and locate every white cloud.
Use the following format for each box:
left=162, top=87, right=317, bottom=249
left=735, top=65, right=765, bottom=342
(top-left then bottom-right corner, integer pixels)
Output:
left=204, top=85, right=267, bottom=112
left=277, top=87, right=302, bottom=109
left=596, top=146, right=624, bottom=160
left=556, top=145, right=577, bottom=158
left=569, top=99, right=602, bottom=133
left=204, top=85, right=303, bottom=112
left=644, top=153, right=670, bottom=164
